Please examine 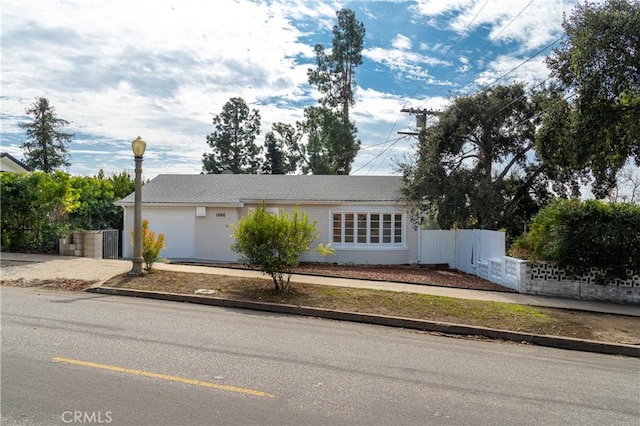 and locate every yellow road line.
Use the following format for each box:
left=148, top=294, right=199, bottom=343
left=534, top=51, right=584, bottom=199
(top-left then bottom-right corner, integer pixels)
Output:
left=52, top=357, right=276, bottom=398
